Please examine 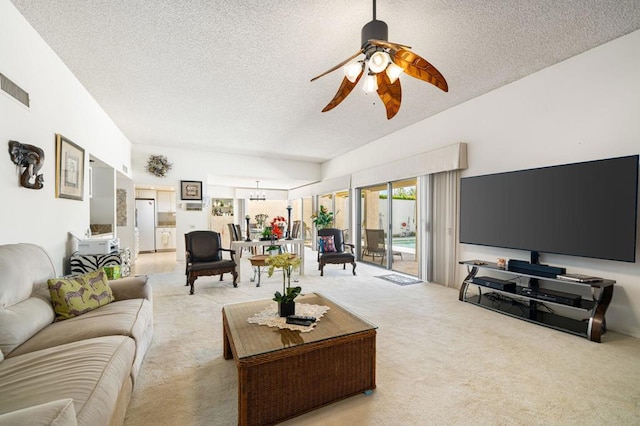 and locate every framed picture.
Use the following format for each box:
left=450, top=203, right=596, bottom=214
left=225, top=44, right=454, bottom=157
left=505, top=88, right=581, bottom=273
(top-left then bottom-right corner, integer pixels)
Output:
left=55, top=134, right=85, bottom=200
left=180, top=180, right=203, bottom=200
